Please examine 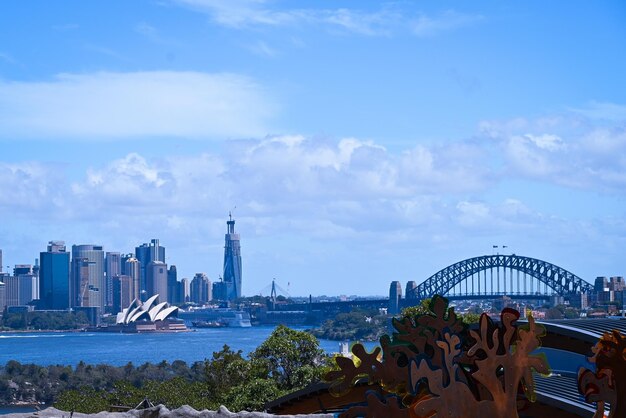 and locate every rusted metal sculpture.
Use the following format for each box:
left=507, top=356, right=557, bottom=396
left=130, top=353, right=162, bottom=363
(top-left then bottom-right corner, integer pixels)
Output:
left=578, top=330, right=626, bottom=418
left=325, top=295, right=549, bottom=418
